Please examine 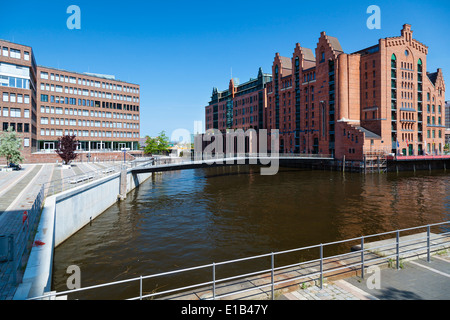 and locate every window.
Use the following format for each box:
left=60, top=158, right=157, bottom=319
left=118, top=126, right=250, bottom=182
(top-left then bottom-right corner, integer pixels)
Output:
left=24, top=138, right=30, bottom=147
left=3, top=93, right=8, bottom=102
left=41, top=72, right=49, bottom=80
left=41, top=94, right=48, bottom=102
left=10, top=49, right=21, bottom=59
left=24, top=109, right=30, bottom=118
left=2, top=108, right=8, bottom=117
left=10, top=108, right=21, bottom=118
